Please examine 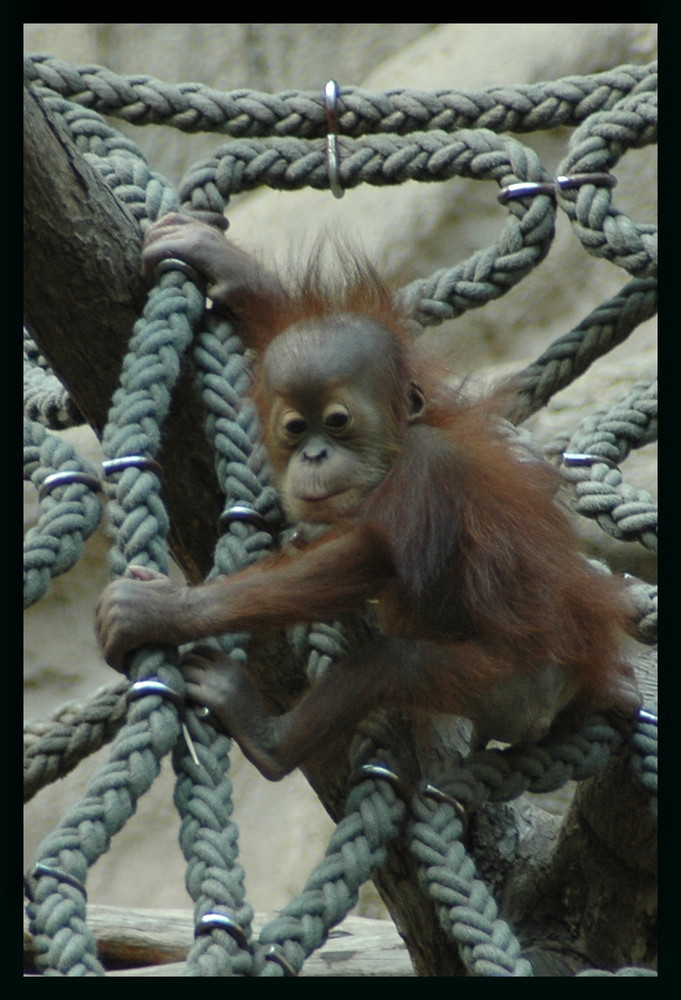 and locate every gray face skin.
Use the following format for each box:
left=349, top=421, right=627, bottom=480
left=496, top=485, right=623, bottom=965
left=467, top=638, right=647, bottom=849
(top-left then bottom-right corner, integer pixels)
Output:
left=261, top=315, right=408, bottom=525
